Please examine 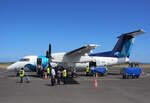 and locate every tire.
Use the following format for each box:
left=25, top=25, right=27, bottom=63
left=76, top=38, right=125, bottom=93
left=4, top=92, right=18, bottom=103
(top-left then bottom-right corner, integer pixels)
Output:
left=123, top=75, right=126, bottom=79
left=100, top=73, right=104, bottom=76
left=132, top=76, right=135, bottom=79
left=126, top=76, right=129, bottom=79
